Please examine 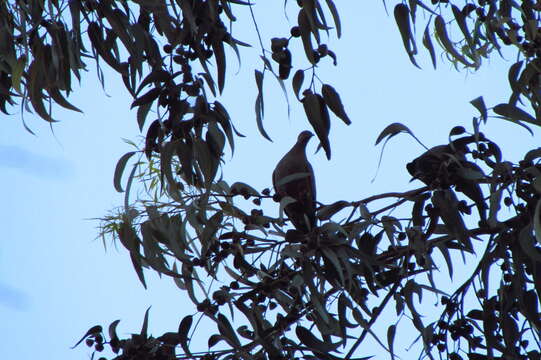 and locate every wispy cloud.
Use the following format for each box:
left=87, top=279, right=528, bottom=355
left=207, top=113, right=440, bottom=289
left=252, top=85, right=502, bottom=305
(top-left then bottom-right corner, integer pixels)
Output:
left=0, top=145, right=74, bottom=179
